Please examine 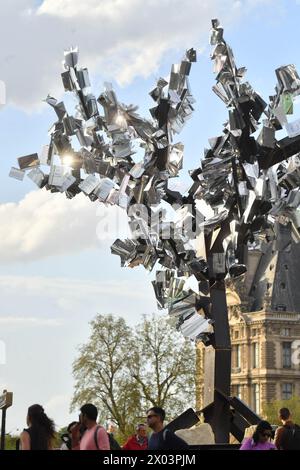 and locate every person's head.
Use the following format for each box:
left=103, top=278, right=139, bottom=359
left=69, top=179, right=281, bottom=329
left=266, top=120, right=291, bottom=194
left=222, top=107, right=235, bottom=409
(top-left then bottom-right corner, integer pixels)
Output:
left=279, top=407, right=291, bottom=423
left=146, top=407, right=165, bottom=431
left=136, top=423, right=147, bottom=438
left=67, top=421, right=78, bottom=436
left=107, top=421, right=117, bottom=434
left=26, top=404, right=56, bottom=448
left=80, top=404, right=98, bottom=428
left=252, top=420, right=273, bottom=444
